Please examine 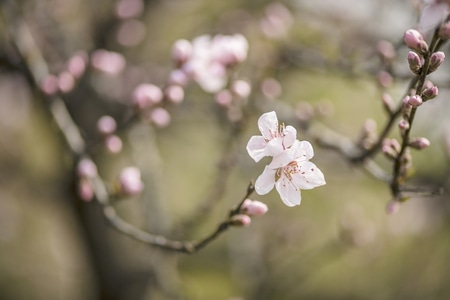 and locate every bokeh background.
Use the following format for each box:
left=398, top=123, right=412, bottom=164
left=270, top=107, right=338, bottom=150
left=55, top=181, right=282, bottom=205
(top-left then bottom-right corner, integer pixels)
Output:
left=1, top=0, right=450, bottom=299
